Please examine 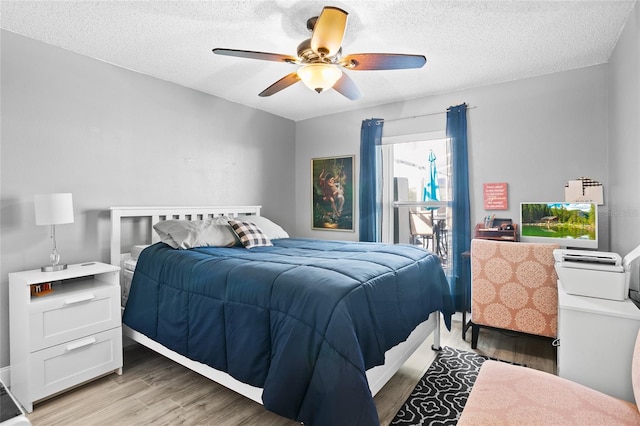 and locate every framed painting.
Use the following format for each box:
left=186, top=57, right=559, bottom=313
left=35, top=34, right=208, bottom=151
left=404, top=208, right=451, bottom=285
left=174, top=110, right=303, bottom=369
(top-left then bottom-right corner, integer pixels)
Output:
left=312, top=155, right=354, bottom=231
